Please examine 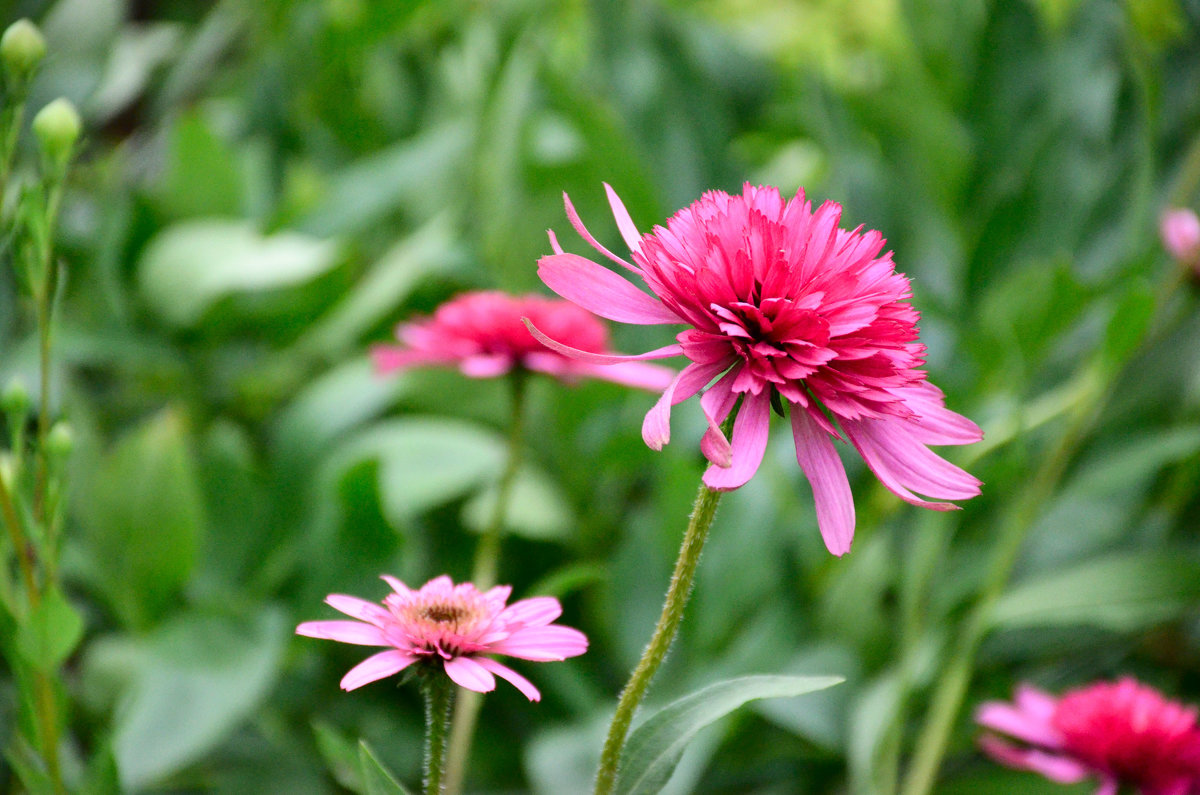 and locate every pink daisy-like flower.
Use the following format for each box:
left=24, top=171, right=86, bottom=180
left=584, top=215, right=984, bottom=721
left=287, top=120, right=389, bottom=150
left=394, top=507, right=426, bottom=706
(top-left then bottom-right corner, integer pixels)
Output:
left=529, top=183, right=982, bottom=555
left=1160, top=208, right=1200, bottom=267
left=977, top=679, right=1200, bottom=795
left=296, top=575, right=588, bottom=701
left=371, top=290, right=673, bottom=391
